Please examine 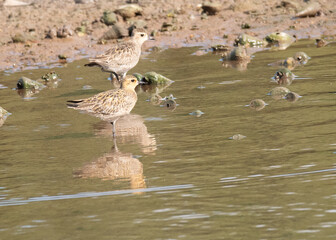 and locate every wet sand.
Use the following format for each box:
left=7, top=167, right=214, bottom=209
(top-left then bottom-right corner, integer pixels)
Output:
left=0, top=0, right=335, bottom=72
